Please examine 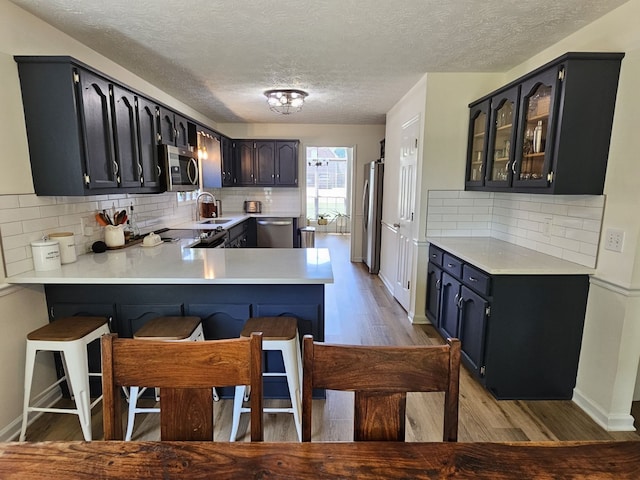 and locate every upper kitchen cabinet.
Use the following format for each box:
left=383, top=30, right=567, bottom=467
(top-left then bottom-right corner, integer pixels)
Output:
left=136, top=96, right=162, bottom=190
left=465, top=52, right=624, bottom=195
left=197, top=127, right=222, bottom=189
left=158, top=106, right=191, bottom=149
left=465, top=100, right=490, bottom=187
left=484, top=86, right=519, bottom=189
left=15, top=56, right=164, bottom=195
left=275, top=140, right=299, bottom=186
left=220, top=135, right=235, bottom=186
left=233, top=139, right=299, bottom=187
